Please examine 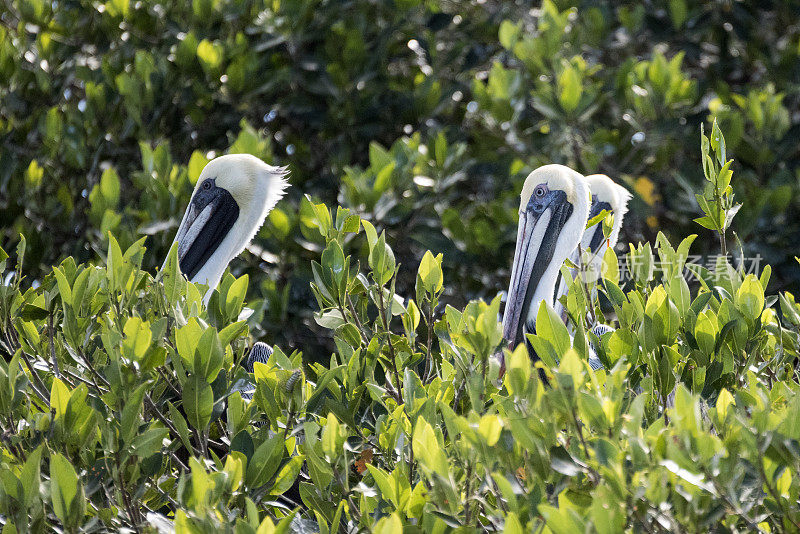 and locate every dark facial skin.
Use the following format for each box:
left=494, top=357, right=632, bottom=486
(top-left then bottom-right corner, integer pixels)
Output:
left=504, top=183, right=573, bottom=348
left=586, top=198, right=612, bottom=253
left=179, top=178, right=240, bottom=280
